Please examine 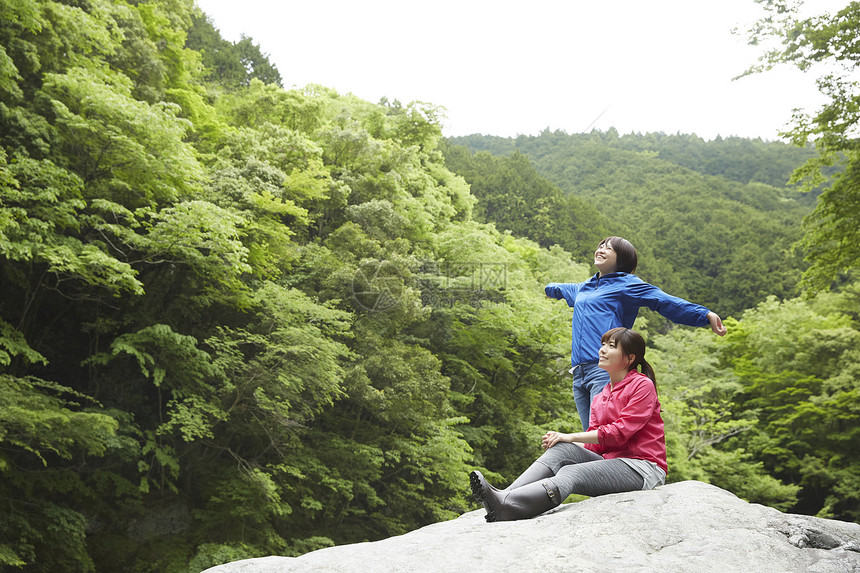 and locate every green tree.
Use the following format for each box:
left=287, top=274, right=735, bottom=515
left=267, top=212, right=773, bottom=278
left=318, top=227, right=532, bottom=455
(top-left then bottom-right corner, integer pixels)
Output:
left=648, top=326, right=800, bottom=510
left=448, top=130, right=814, bottom=318
left=441, top=143, right=608, bottom=261
left=649, top=289, right=860, bottom=521
left=739, top=1, right=860, bottom=291
left=186, top=12, right=283, bottom=88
